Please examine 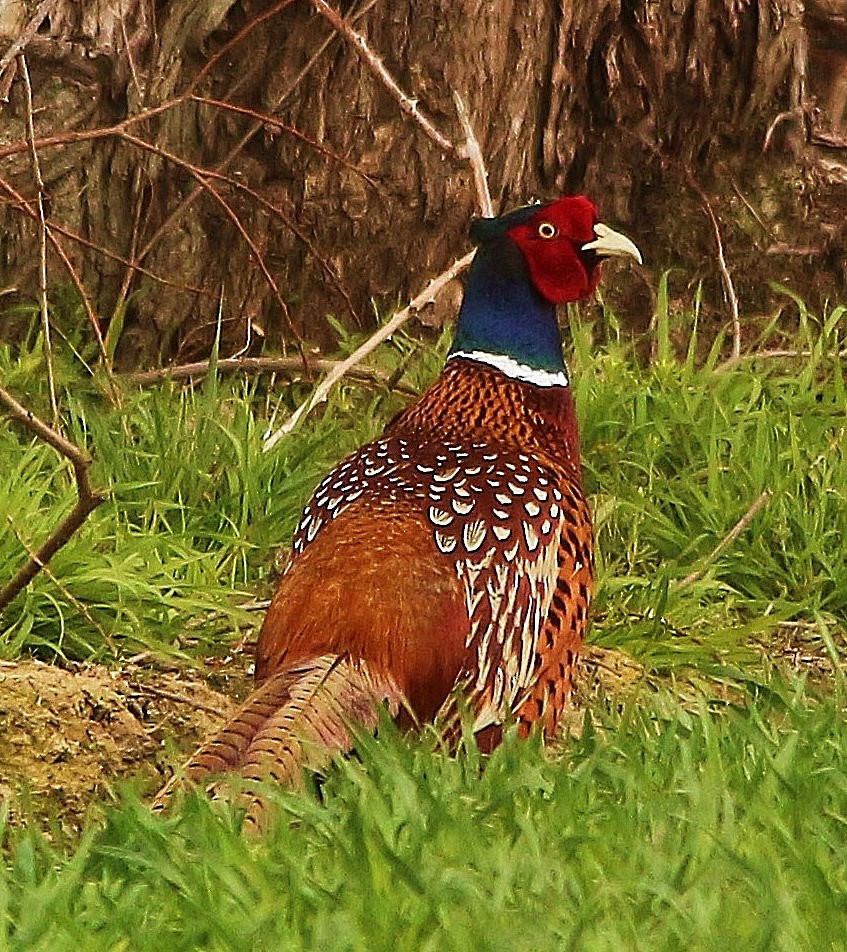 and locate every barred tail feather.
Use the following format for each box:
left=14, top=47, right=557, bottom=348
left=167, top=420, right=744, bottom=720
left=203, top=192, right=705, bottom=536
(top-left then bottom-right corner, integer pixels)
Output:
left=152, top=654, right=406, bottom=829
